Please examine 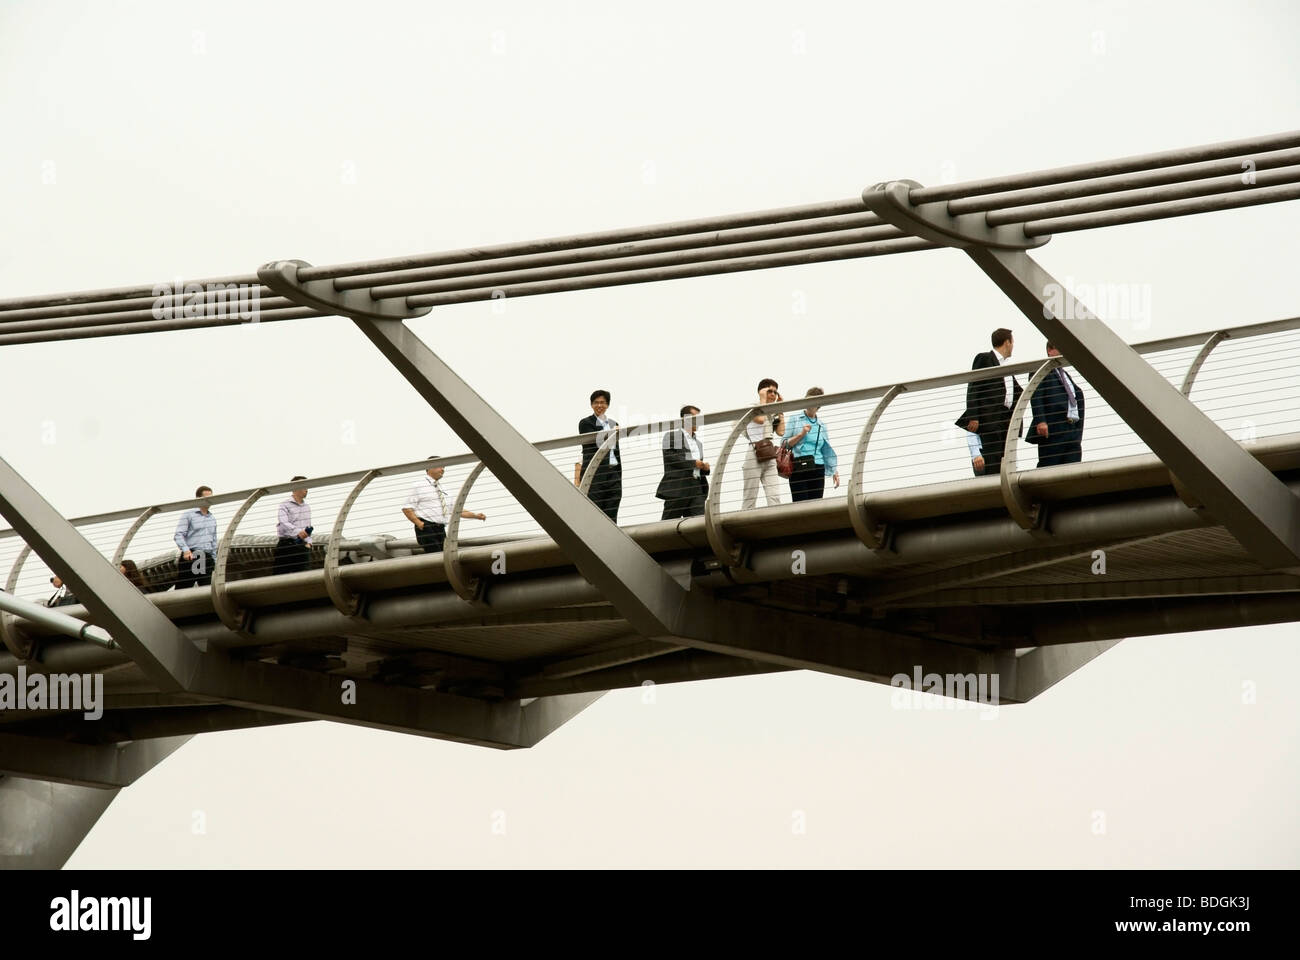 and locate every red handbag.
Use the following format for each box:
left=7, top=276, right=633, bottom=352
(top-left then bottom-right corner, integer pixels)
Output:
left=776, top=444, right=794, bottom=478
